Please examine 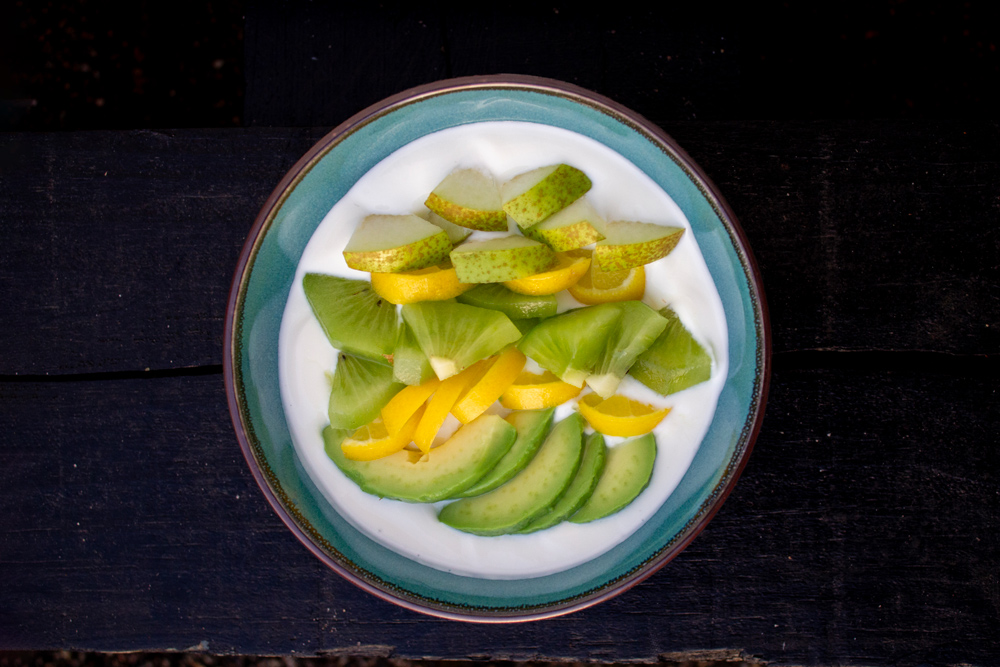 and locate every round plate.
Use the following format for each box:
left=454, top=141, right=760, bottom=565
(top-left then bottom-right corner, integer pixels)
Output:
left=224, top=75, right=770, bottom=621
